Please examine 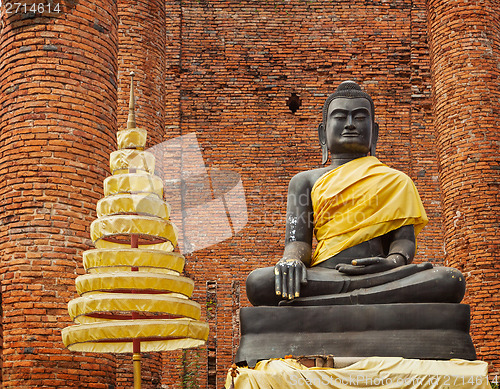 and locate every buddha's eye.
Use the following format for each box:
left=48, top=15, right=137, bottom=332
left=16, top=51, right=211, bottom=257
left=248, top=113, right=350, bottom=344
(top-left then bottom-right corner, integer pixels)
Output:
left=333, top=114, right=346, bottom=120
left=354, top=114, right=367, bottom=121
